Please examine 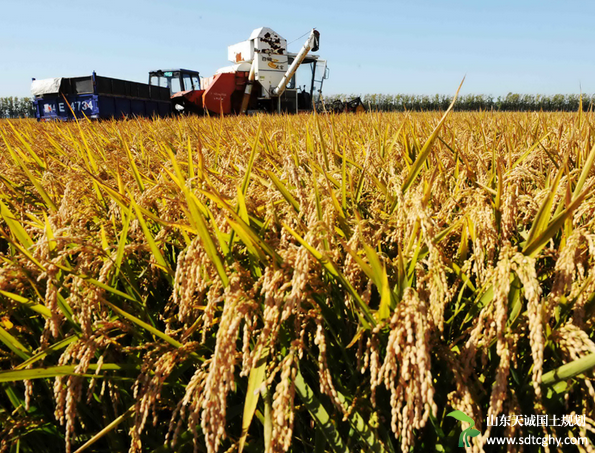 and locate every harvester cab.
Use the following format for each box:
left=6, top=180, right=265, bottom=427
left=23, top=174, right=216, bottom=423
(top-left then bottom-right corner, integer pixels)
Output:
left=148, top=69, right=201, bottom=93
left=148, top=69, right=204, bottom=114
left=298, top=56, right=329, bottom=110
